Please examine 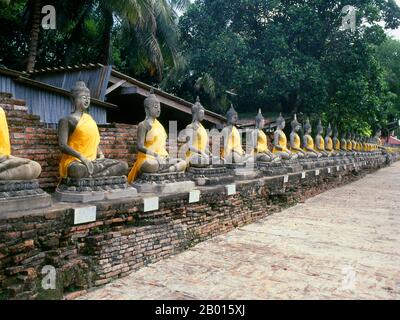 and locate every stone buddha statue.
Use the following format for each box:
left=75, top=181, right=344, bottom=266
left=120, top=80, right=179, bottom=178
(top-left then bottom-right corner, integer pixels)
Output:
left=0, top=106, right=42, bottom=181
left=350, top=132, right=357, bottom=152
left=315, top=119, right=329, bottom=157
left=333, top=126, right=341, bottom=153
left=289, top=114, right=306, bottom=158
left=58, top=81, right=129, bottom=180
left=273, top=113, right=298, bottom=160
left=252, top=109, right=280, bottom=163
left=185, top=97, right=213, bottom=167
left=340, top=131, right=348, bottom=153
left=372, top=128, right=382, bottom=148
left=302, top=118, right=320, bottom=158
left=128, top=89, right=187, bottom=183
left=221, top=105, right=254, bottom=164
left=346, top=132, right=353, bottom=152
left=324, top=123, right=335, bottom=155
